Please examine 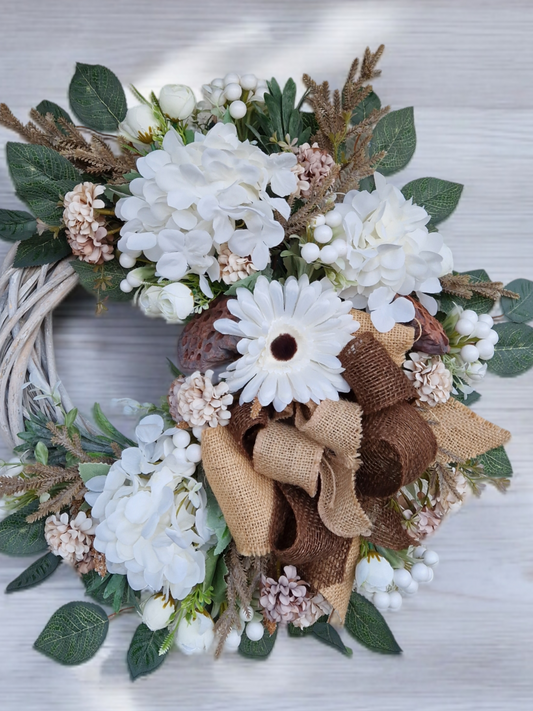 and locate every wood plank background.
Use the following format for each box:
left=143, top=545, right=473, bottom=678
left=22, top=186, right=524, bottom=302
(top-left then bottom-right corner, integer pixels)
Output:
left=1, top=1, right=532, bottom=709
